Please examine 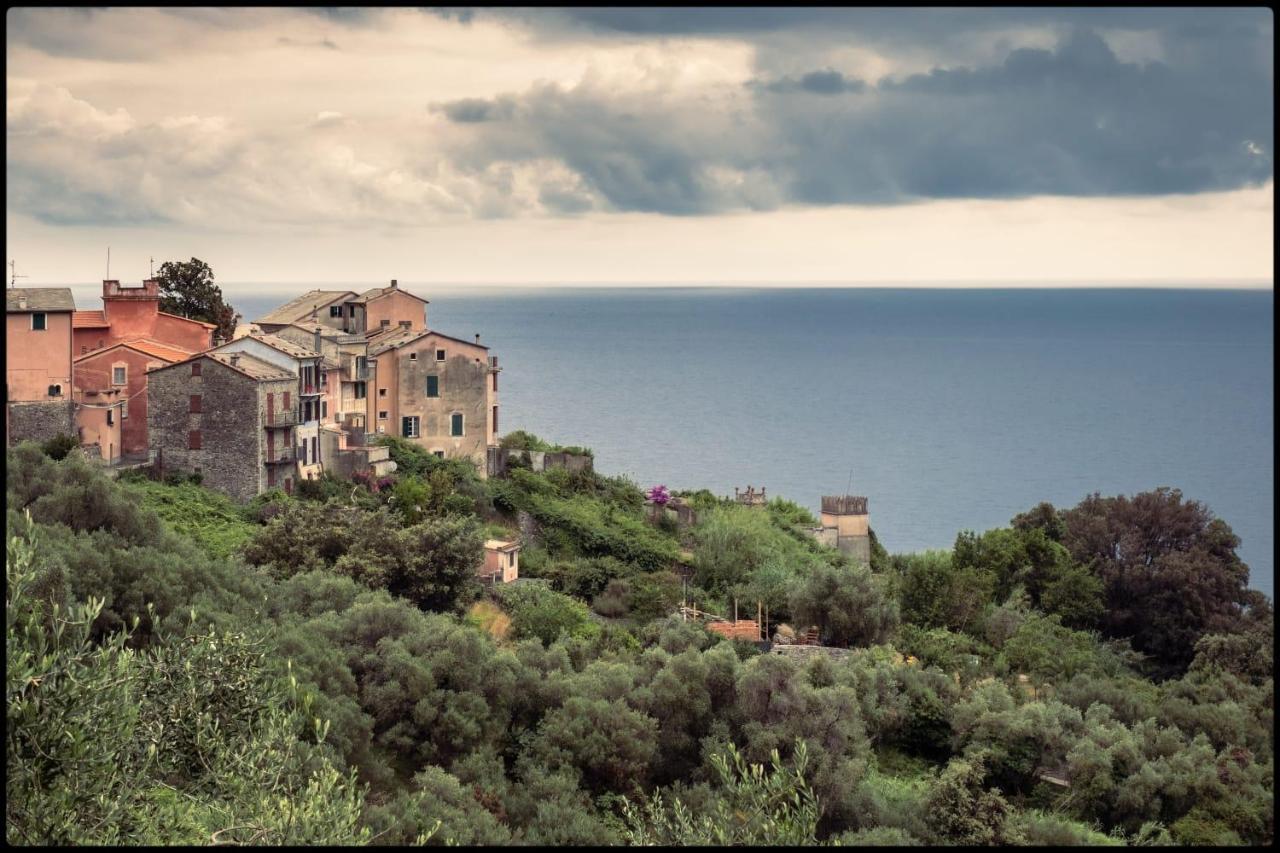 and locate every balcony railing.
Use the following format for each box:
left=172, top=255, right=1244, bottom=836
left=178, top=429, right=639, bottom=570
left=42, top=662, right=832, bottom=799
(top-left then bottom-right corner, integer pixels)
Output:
left=264, top=449, right=295, bottom=465
left=263, top=408, right=300, bottom=426
left=301, top=384, right=321, bottom=396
